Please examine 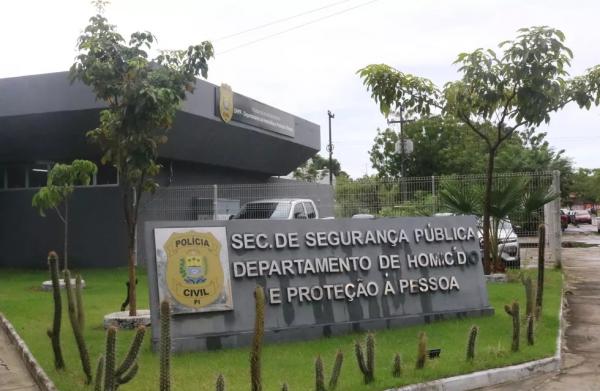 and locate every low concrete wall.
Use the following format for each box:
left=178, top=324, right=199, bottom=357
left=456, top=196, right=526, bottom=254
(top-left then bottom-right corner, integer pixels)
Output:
left=0, top=313, right=57, bottom=391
